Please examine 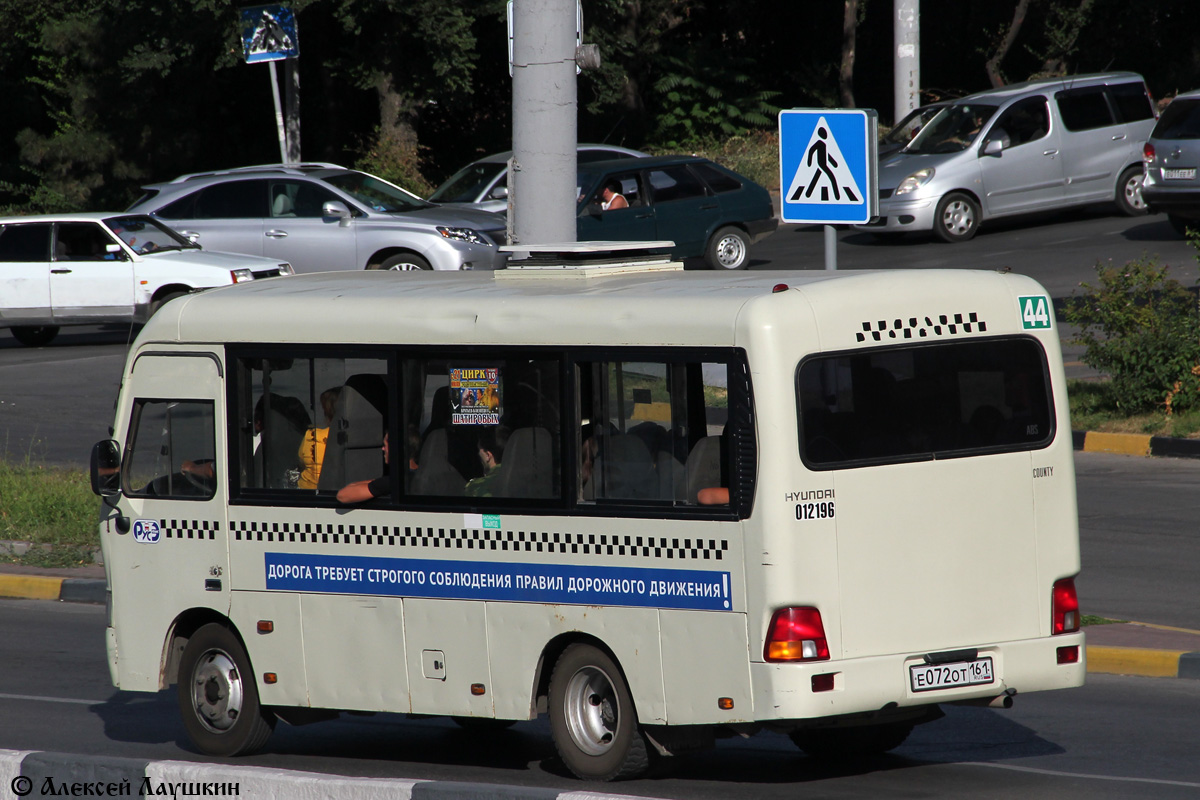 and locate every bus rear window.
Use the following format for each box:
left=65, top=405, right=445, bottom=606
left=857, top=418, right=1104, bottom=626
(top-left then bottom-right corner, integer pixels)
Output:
left=797, top=337, right=1054, bottom=468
